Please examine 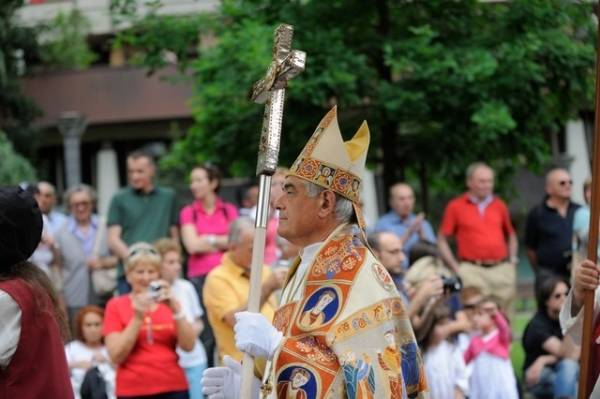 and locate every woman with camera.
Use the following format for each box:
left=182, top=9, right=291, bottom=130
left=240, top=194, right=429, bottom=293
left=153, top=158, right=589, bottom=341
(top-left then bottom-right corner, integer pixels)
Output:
left=103, top=242, right=196, bottom=399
